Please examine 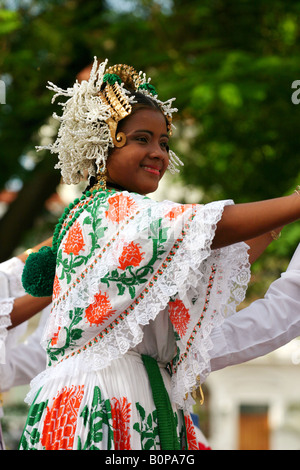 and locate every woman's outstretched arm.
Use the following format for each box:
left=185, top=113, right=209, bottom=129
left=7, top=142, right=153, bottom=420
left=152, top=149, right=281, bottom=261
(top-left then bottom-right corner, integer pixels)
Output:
left=212, top=193, right=300, bottom=250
